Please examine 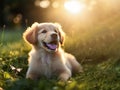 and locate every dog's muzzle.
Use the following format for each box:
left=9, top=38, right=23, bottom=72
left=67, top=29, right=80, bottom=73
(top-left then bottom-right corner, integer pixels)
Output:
left=42, top=33, right=59, bottom=52
left=43, top=40, right=58, bottom=50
